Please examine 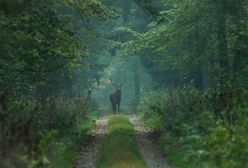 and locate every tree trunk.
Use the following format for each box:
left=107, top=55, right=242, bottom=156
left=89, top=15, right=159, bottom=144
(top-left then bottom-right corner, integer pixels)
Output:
left=216, top=8, right=233, bottom=124
left=233, top=4, right=247, bottom=88
left=217, top=13, right=230, bottom=91
left=133, top=56, right=140, bottom=113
